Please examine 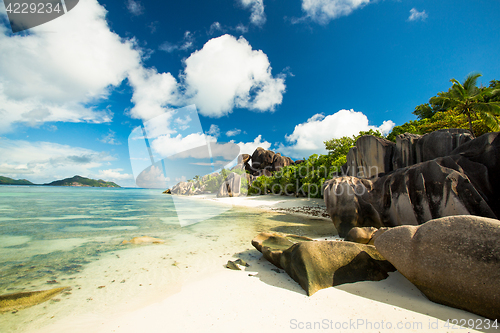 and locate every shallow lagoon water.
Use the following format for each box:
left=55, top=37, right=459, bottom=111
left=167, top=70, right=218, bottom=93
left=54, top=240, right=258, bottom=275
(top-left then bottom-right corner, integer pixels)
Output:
left=0, top=185, right=335, bottom=332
